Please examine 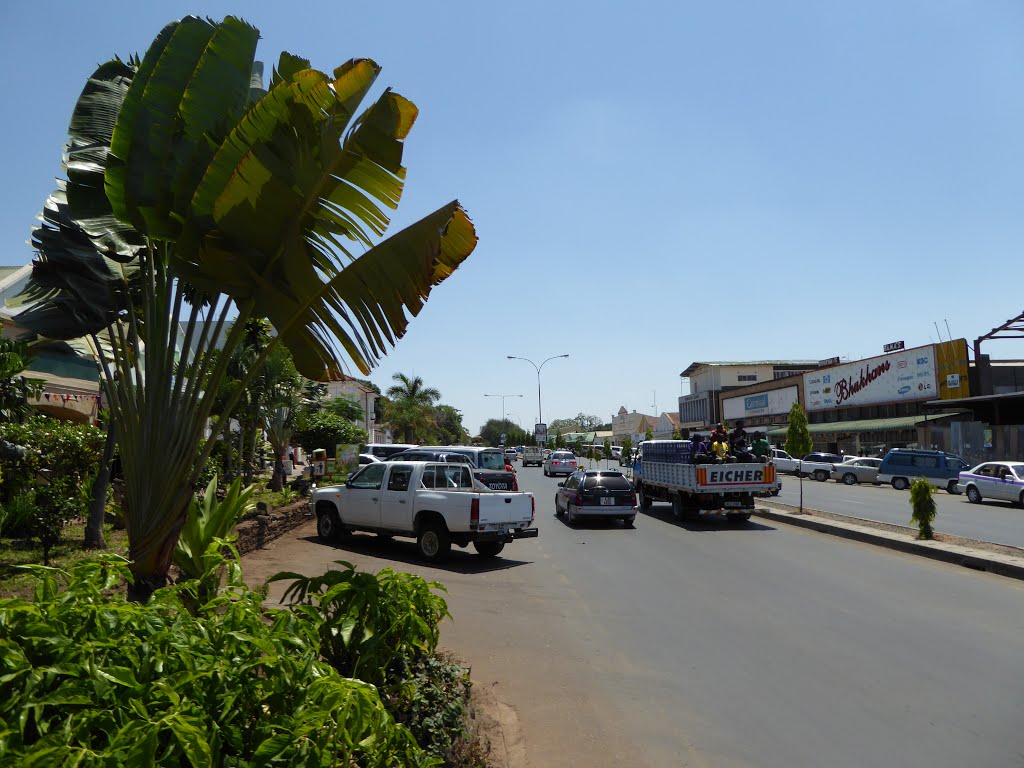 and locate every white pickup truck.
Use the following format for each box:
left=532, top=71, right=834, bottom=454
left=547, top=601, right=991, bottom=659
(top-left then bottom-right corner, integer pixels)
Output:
left=634, top=440, right=778, bottom=523
left=311, top=461, right=537, bottom=562
left=521, top=446, right=545, bottom=467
